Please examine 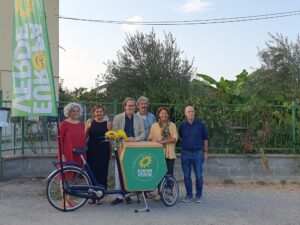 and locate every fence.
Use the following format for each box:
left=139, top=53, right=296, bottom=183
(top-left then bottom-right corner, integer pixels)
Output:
left=0, top=98, right=299, bottom=179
